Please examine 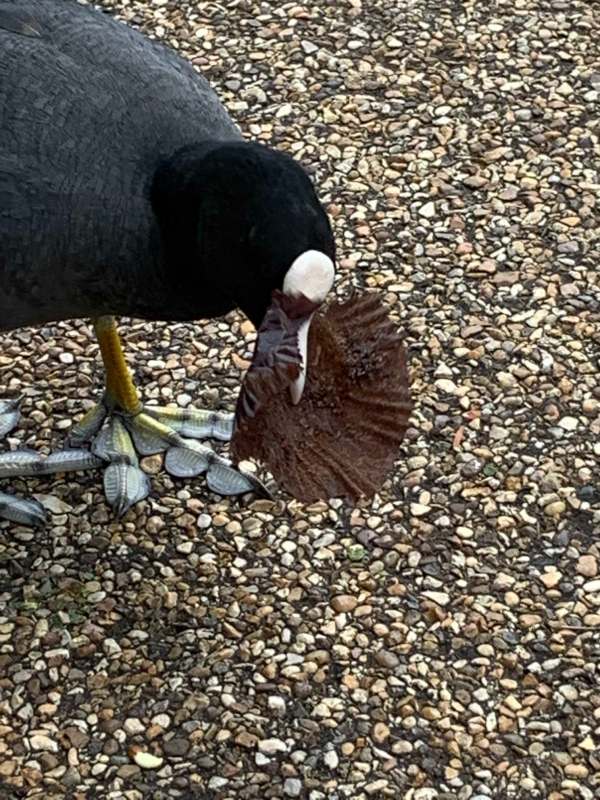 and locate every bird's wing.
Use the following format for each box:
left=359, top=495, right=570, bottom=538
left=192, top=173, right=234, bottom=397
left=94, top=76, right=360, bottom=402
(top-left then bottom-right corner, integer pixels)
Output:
left=0, top=5, right=42, bottom=38
left=0, top=0, right=241, bottom=329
